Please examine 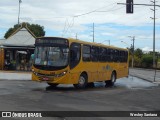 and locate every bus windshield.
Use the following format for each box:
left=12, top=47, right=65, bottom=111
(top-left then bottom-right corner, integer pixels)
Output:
left=34, top=46, right=69, bottom=67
